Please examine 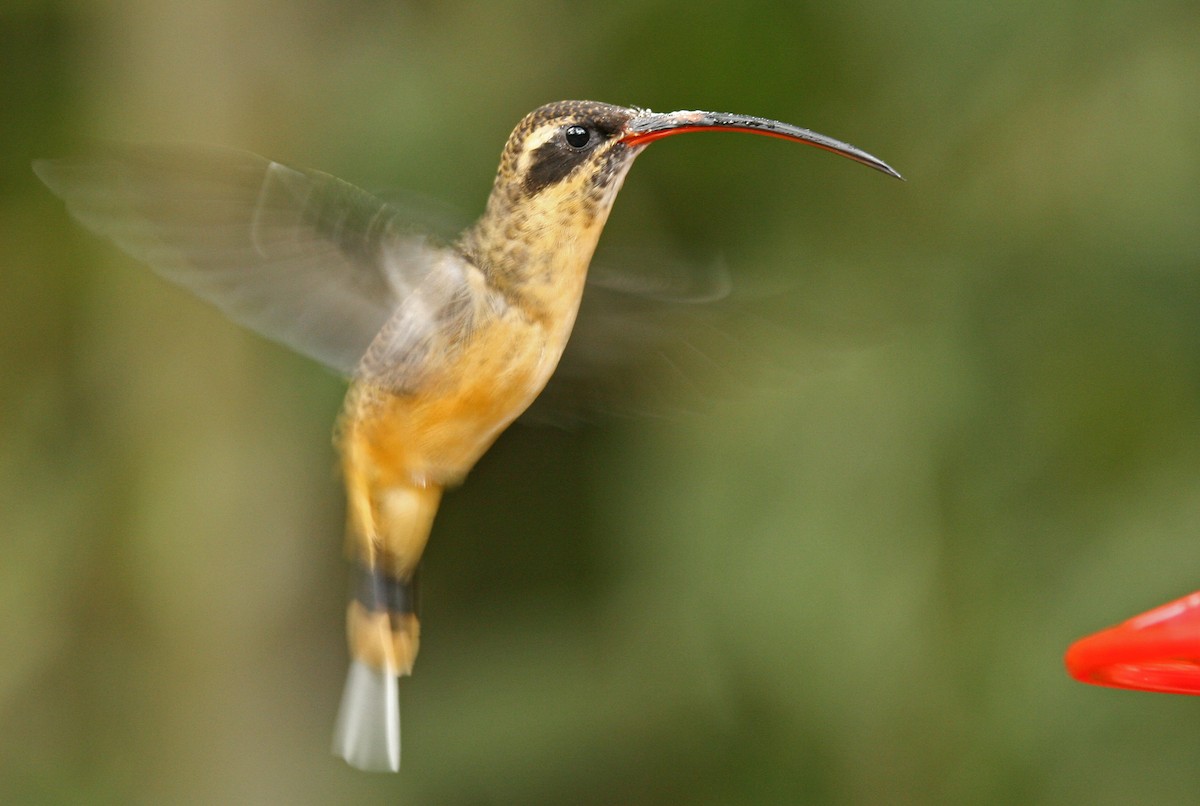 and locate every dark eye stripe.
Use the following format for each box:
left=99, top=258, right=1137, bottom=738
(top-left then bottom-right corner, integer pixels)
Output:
left=521, top=116, right=627, bottom=196
left=523, top=137, right=585, bottom=194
